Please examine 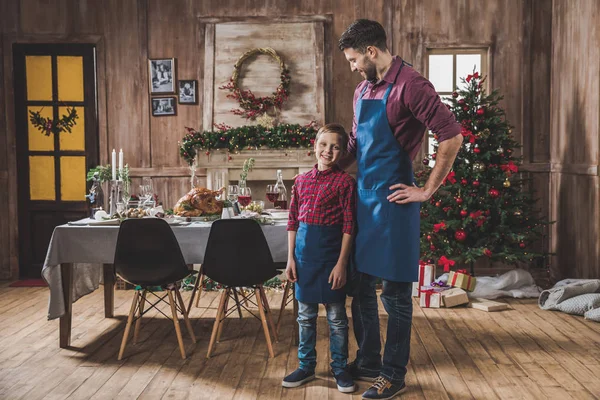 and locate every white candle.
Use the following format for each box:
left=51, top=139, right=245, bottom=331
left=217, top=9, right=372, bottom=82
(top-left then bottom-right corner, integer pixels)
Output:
left=118, top=149, right=124, bottom=181
left=111, top=149, right=117, bottom=181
